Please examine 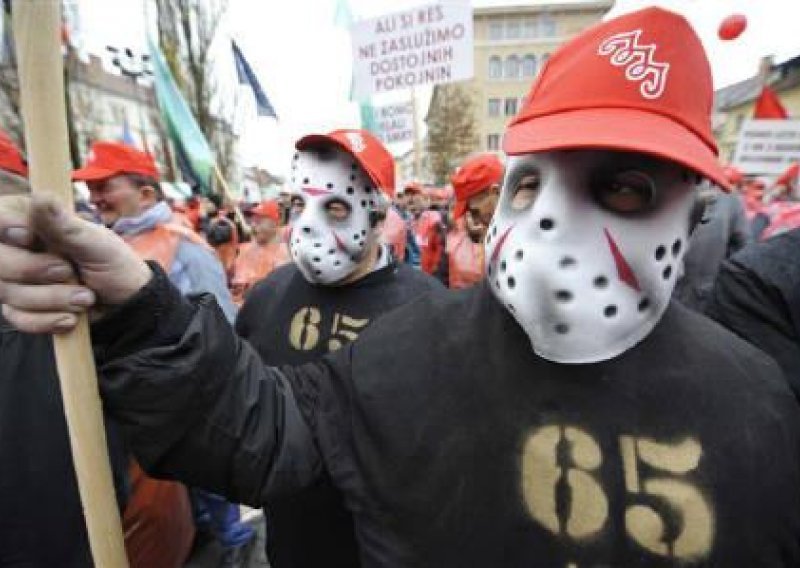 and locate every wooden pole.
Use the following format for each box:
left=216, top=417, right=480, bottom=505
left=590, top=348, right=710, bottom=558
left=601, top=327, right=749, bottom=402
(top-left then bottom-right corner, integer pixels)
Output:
left=12, top=2, right=129, bottom=566
left=214, top=165, right=251, bottom=235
